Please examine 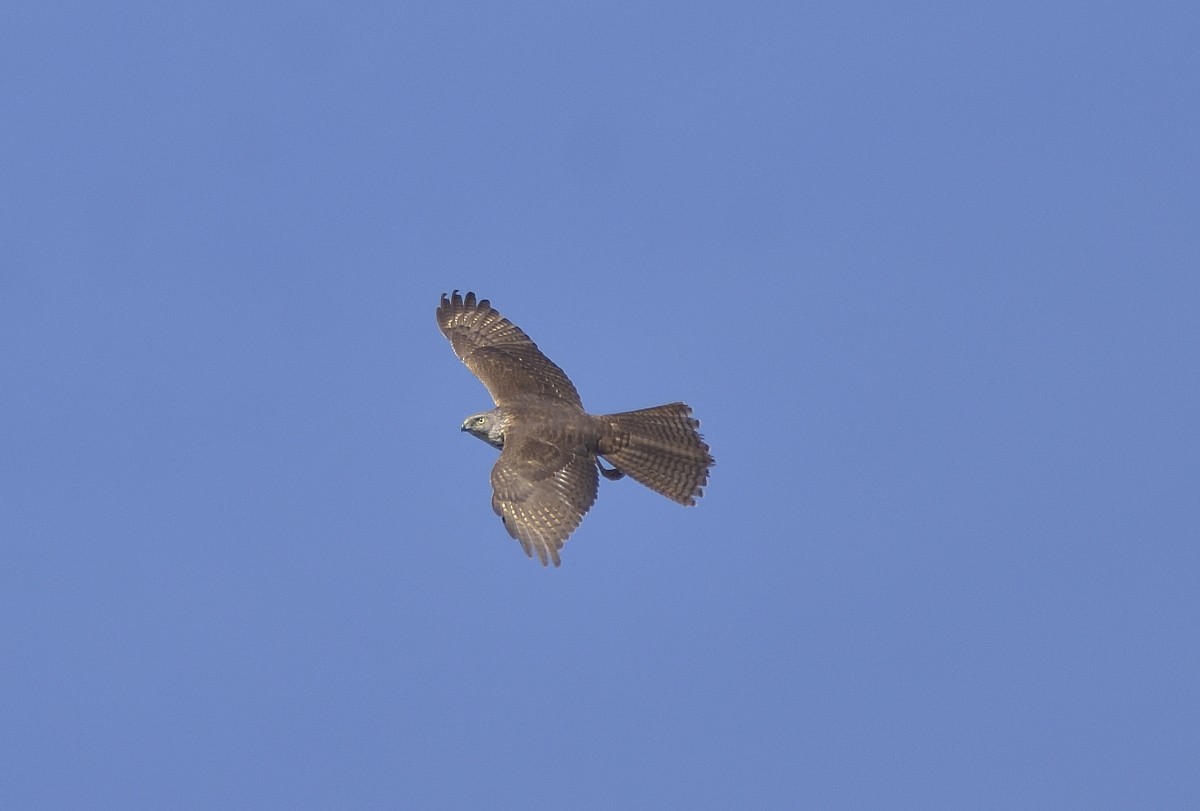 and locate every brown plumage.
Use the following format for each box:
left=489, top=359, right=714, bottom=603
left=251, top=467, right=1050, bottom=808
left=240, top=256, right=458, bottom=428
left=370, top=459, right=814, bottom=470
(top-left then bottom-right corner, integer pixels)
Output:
left=436, top=291, right=714, bottom=566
